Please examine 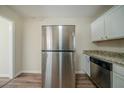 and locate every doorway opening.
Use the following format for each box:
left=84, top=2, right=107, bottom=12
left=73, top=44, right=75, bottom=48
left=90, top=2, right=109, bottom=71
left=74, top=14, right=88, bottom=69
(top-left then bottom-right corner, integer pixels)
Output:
left=0, top=16, right=15, bottom=87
